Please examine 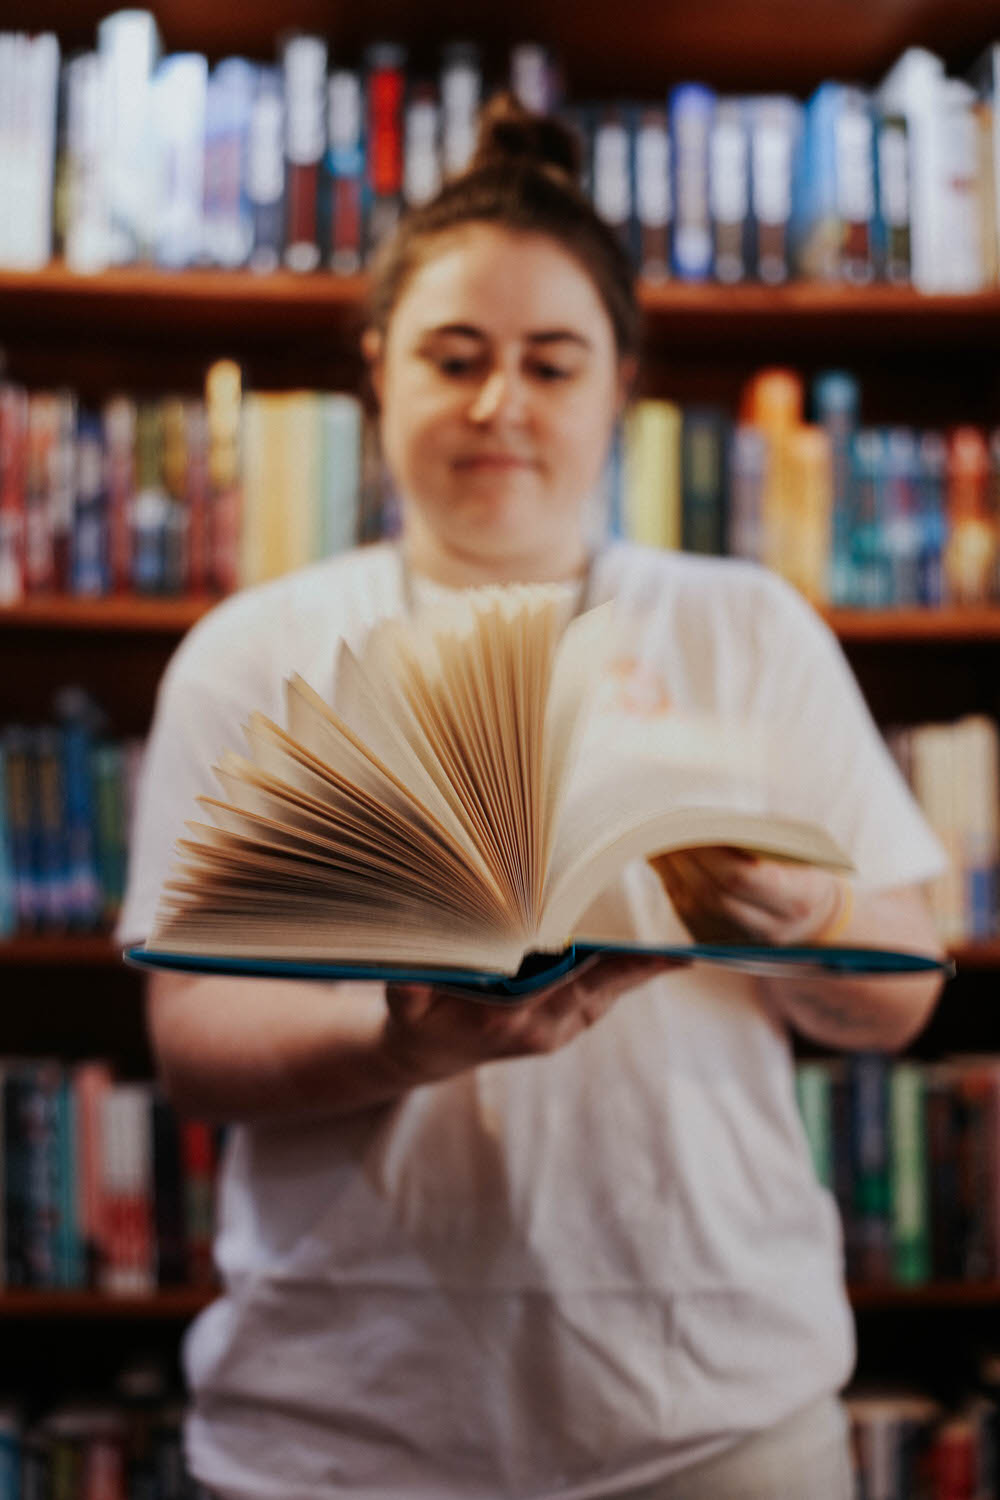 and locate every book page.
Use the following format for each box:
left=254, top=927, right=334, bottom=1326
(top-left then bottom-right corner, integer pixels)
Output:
left=535, top=708, right=853, bottom=949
